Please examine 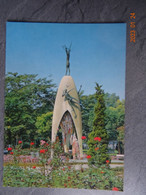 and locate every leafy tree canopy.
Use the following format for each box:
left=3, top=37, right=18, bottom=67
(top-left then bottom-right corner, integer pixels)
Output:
left=5, top=72, right=56, bottom=146
left=35, top=112, right=53, bottom=140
